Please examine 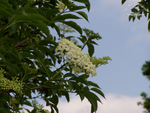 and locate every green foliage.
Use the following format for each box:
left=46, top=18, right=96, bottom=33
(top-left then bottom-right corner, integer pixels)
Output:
left=142, top=61, right=150, bottom=80
left=0, top=0, right=111, bottom=113
left=138, top=61, right=150, bottom=113
left=121, top=0, right=150, bottom=31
